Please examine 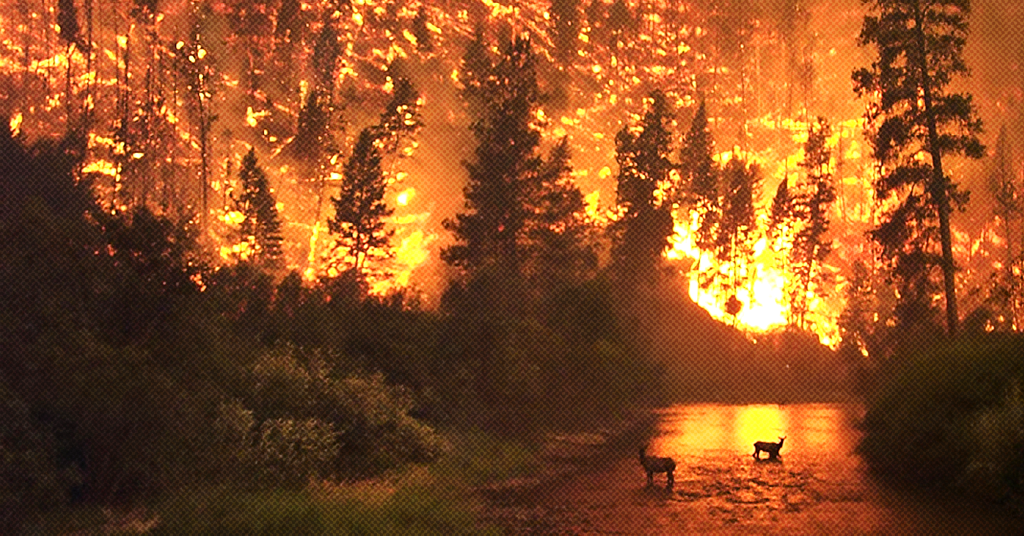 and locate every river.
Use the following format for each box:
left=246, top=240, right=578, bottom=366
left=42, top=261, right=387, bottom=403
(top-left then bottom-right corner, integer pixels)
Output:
left=481, top=403, right=1024, bottom=534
